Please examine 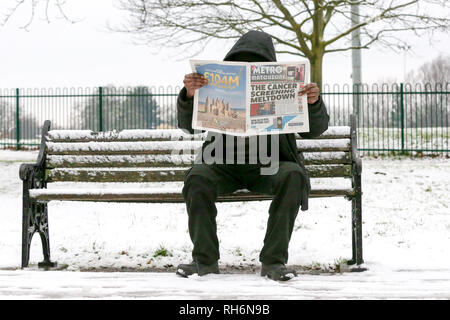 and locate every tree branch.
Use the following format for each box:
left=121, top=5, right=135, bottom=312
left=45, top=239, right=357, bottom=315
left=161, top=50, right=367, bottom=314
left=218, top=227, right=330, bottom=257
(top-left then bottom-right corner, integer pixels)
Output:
left=1, top=0, right=76, bottom=28
left=324, top=0, right=419, bottom=46
left=271, top=0, right=312, bottom=56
